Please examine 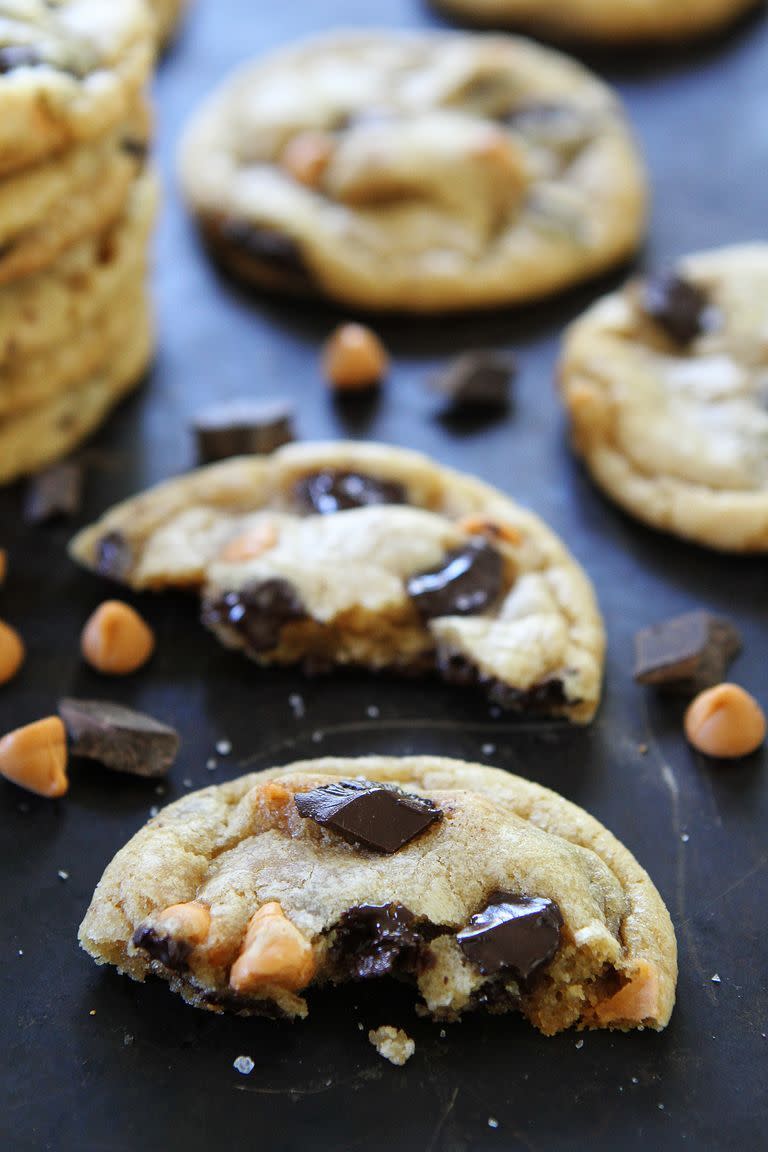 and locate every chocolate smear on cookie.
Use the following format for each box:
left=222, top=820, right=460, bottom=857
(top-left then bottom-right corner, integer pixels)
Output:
left=458, top=895, right=563, bottom=979
left=408, top=540, right=504, bottom=619
left=294, top=470, right=407, bottom=515
left=634, top=610, right=741, bottom=694
left=59, top=698, right=179, bottom=778
left=295, top=779, right=442, bottom=853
